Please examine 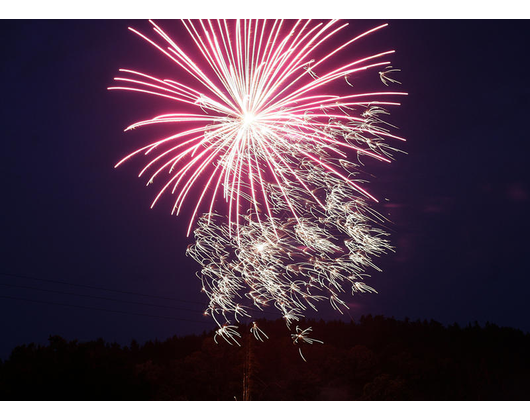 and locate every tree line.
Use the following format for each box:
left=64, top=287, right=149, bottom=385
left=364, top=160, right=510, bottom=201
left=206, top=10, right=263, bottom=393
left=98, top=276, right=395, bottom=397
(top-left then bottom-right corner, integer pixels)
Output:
left=1, top=315, right=528, bottom=400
